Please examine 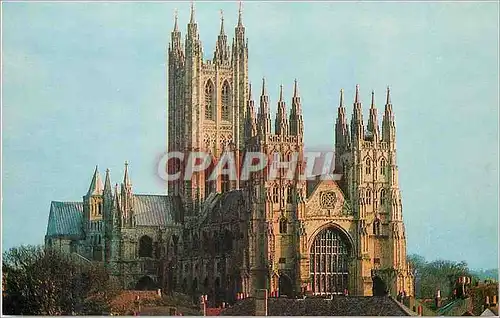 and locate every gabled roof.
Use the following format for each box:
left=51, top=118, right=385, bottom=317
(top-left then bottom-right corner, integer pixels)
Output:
left=46, top=195, right=183, bottom=239
left=133, top=194, right=183, bottom=226
left=481, top=306, right=499, bottom=316
left=46, top=201, right=84, bottom=238
left=220, top=296, right=415, bottom=316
